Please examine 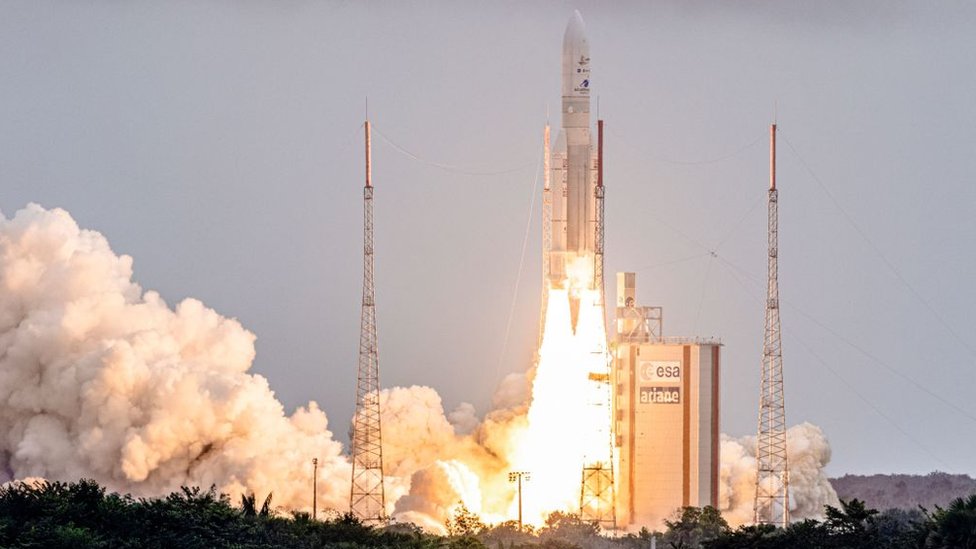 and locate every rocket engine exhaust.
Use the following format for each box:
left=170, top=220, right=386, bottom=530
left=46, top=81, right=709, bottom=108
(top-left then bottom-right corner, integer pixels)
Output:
left=511, top=10, right=616, bottom=526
